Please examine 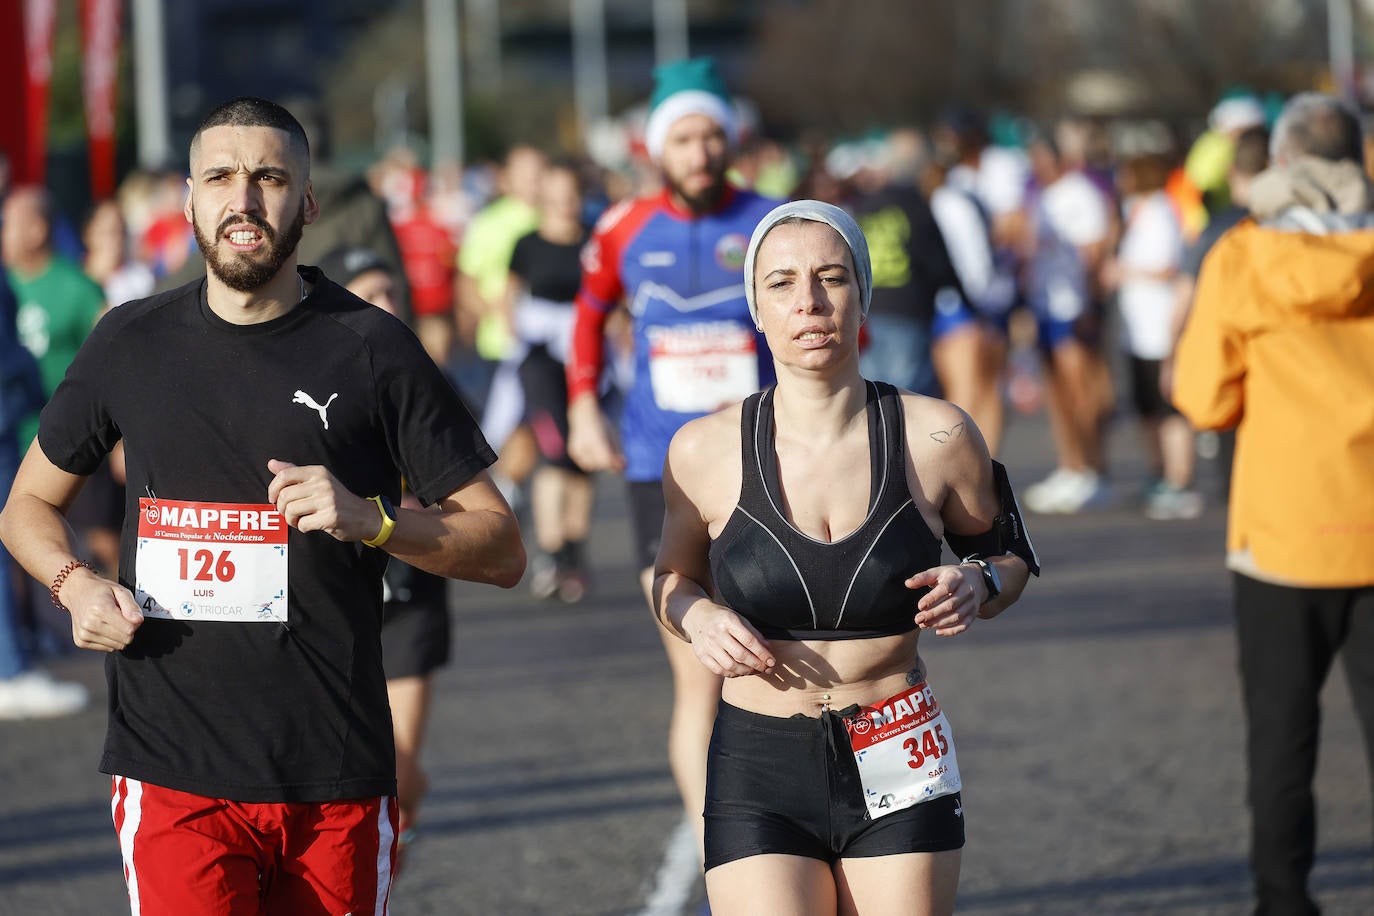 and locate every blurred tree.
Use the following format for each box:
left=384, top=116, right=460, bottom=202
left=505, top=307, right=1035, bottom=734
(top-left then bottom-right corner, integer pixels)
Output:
left=48, top=0, right=88, bottom=149
left=40, top=0, right=136, bottom=218
left=746, top=0, right=965, bottom=136
left=320, top=3, right=573, bottom=165
left=1049, top=0, right=1327, bottom=115
left=310, top=0, right=1349, bottom=167
left=745, top=0, right=1334, bottom=138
